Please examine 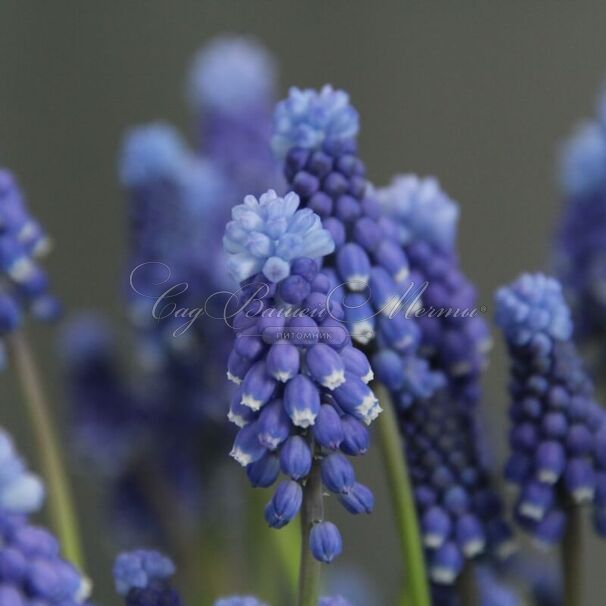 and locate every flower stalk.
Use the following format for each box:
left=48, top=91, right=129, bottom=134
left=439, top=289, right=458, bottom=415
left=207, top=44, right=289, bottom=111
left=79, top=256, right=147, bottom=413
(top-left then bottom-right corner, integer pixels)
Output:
left=374, top=382, right=430, bottom=606
left=297, top=459, right=323, bottom=606
left=562, top=507, right=582, bottom=606
left=9, top=331, right=85, bottom=571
